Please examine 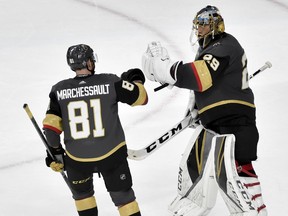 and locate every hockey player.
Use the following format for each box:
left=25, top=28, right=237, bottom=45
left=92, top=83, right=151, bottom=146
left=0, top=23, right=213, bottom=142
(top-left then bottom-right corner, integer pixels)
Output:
left=42, top=44, right=147, bottom=216
left=142, top=5, right=267, bottom=216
